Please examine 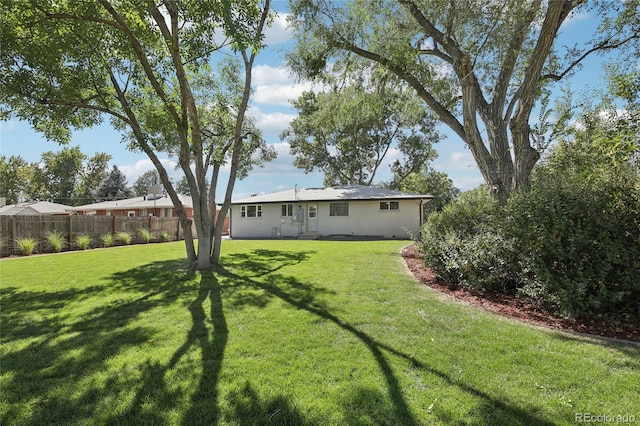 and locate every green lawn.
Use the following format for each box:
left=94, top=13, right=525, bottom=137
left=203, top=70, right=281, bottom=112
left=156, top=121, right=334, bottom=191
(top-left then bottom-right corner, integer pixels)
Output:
left=1, top=240, right=638, bottom=425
